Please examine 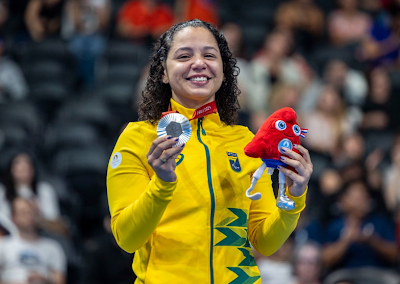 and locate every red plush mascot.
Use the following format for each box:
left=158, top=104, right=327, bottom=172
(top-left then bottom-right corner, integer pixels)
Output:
left=244, top=107, right=307, bottom=210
